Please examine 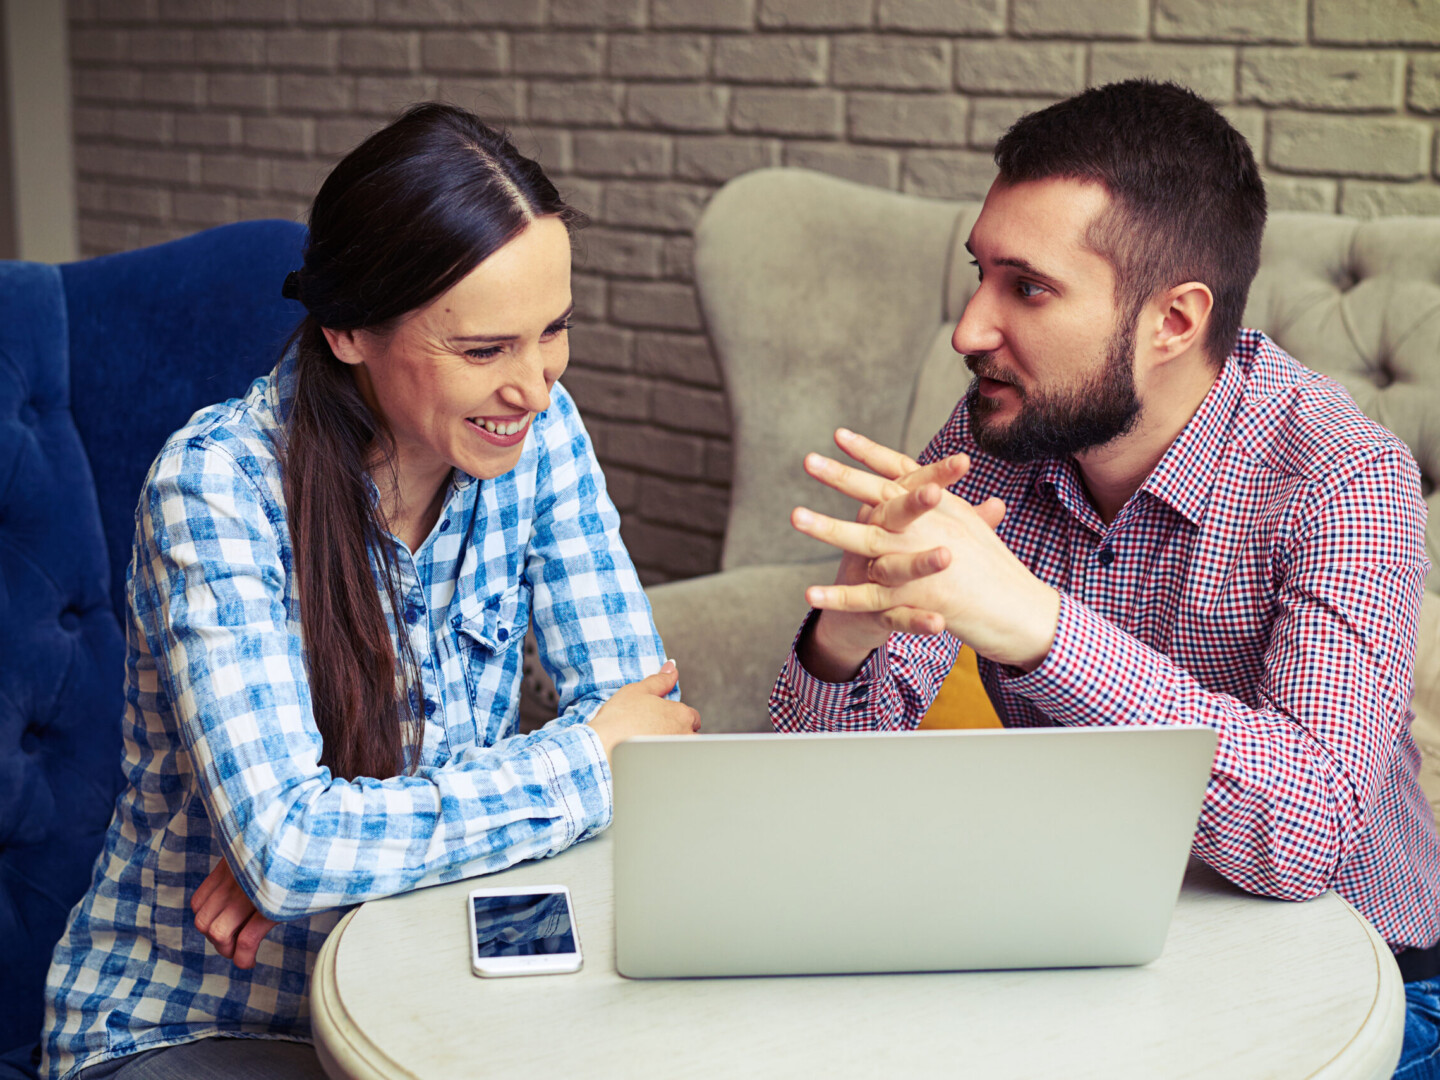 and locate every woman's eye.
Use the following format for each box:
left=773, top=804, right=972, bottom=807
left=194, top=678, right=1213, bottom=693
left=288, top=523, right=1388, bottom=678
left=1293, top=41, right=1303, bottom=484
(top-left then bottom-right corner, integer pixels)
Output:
left=1017, top=281, right=1045, bottom=299
left=466, top=346, right=503, bottom=361
left=540, top=319, right=573, bottom=341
